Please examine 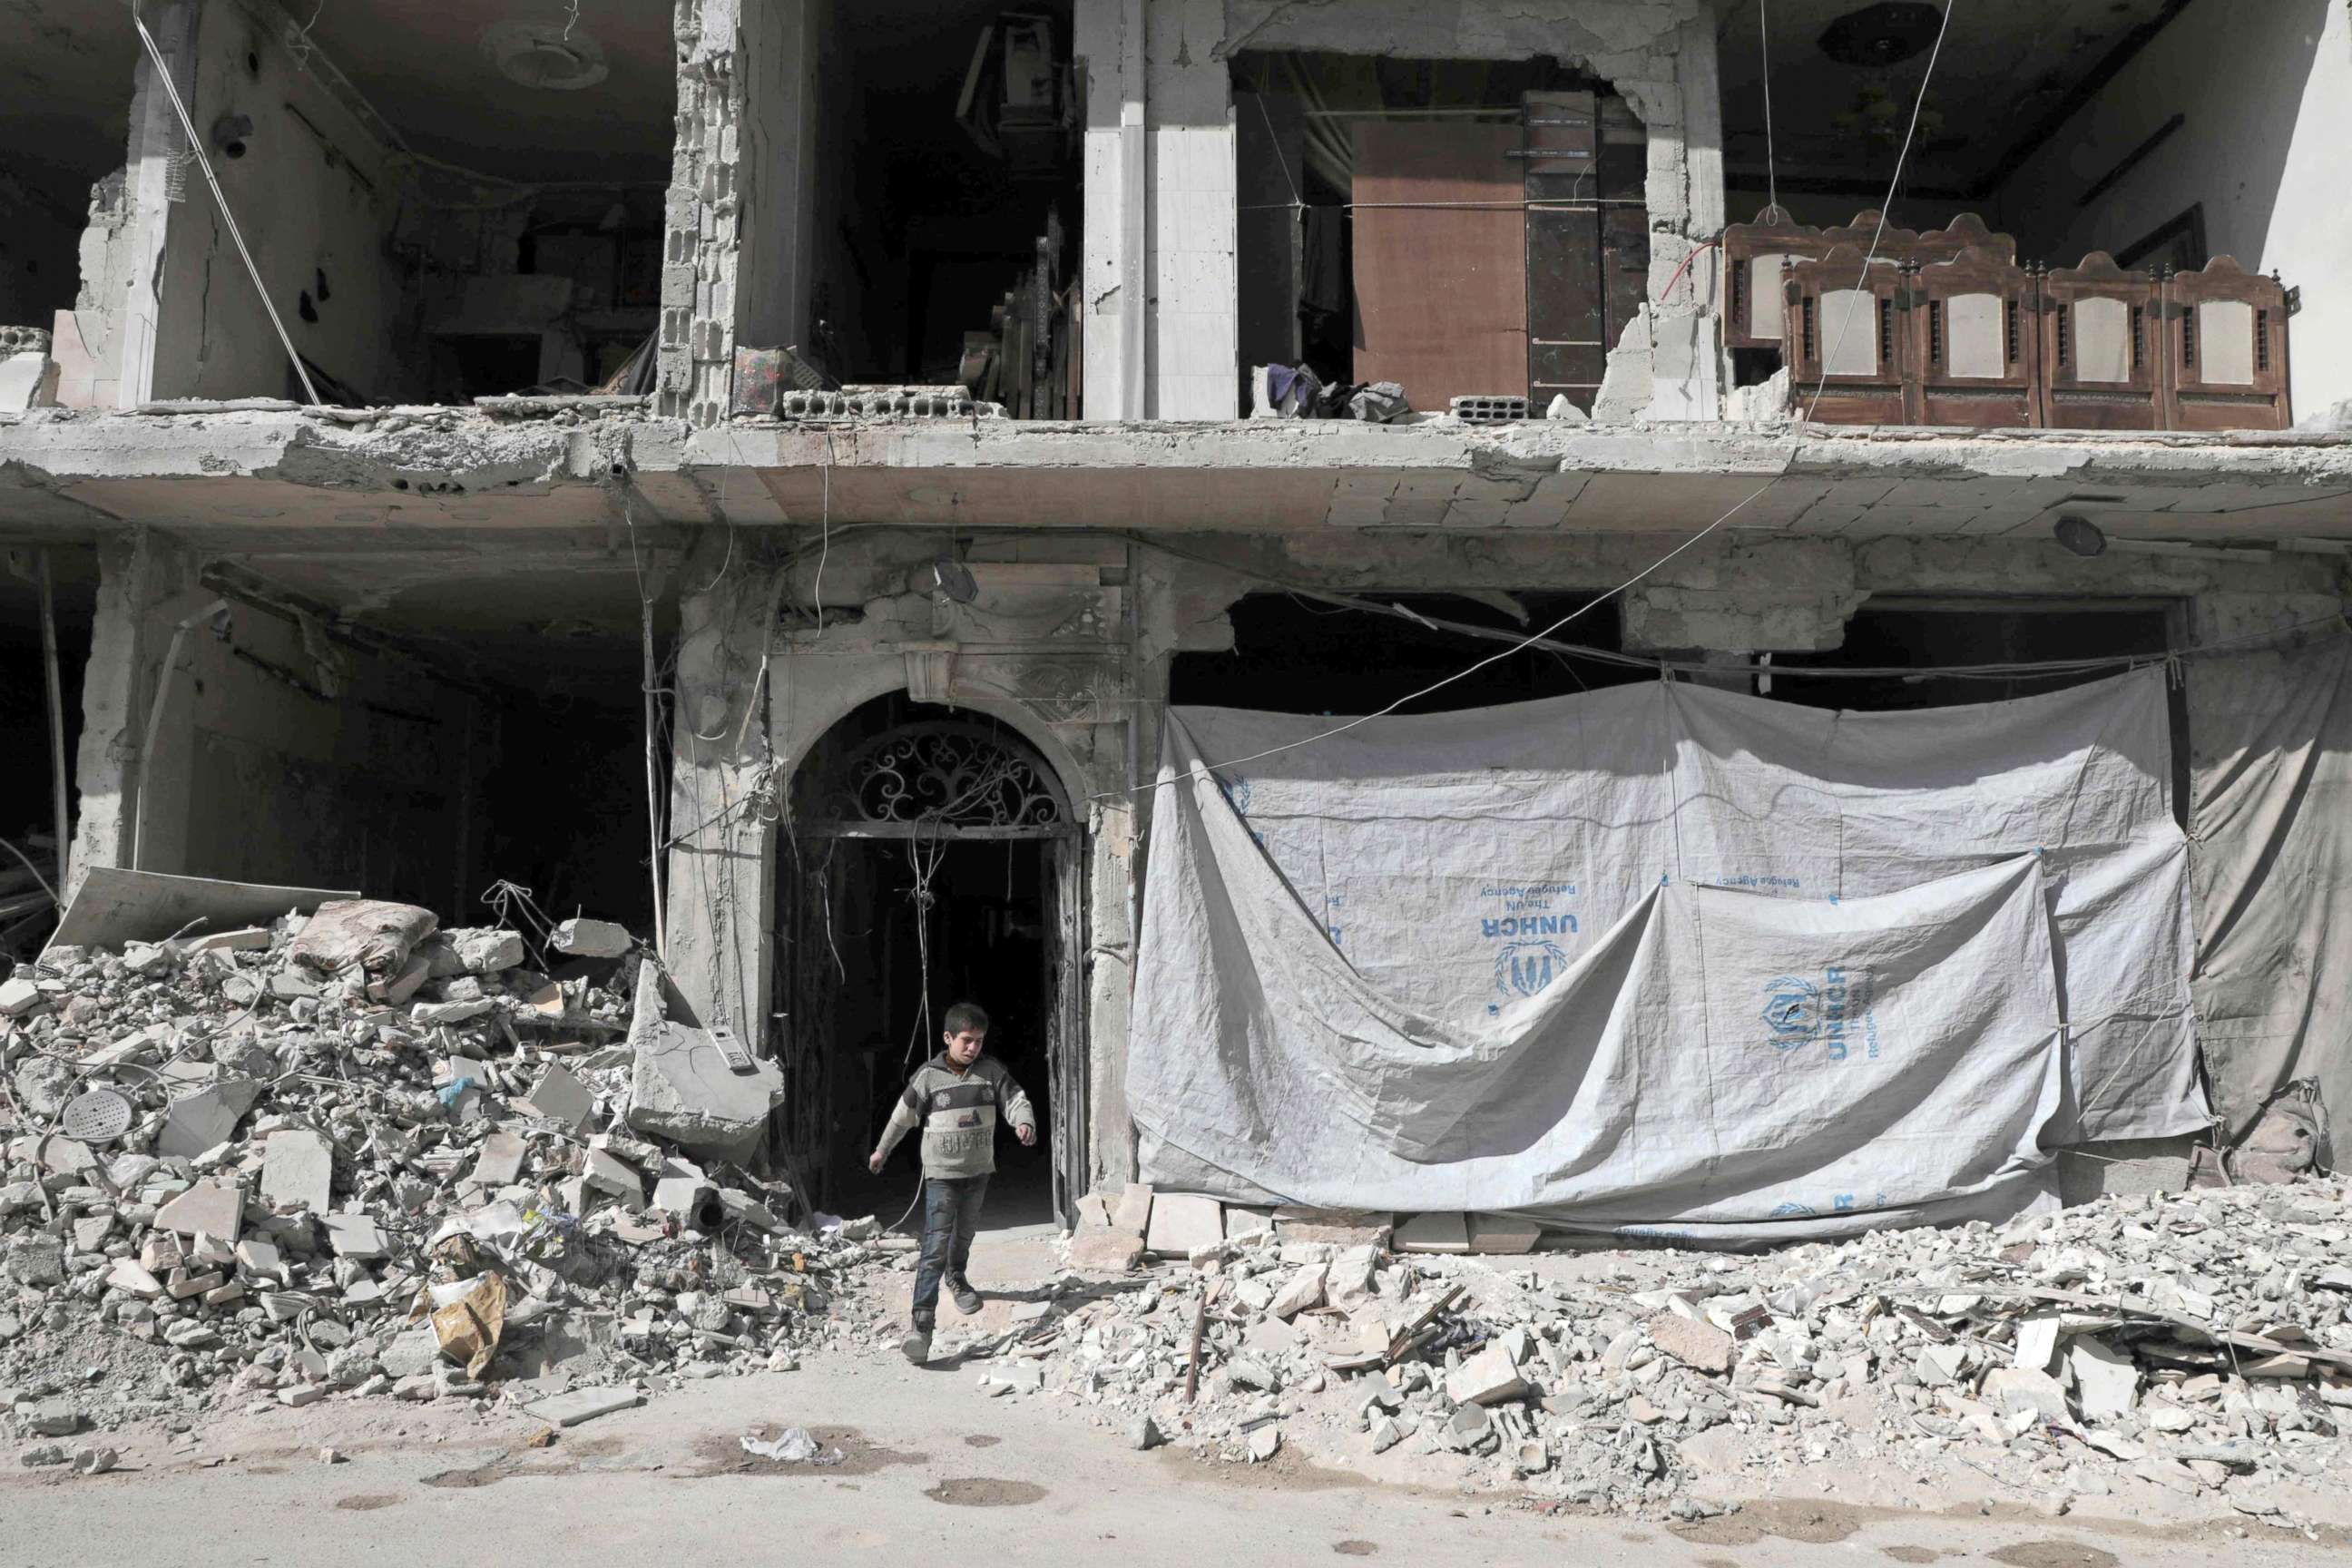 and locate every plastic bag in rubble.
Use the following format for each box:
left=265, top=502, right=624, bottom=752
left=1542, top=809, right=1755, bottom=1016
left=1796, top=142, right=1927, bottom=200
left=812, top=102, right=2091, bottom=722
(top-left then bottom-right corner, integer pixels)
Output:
left=287, top=899, right=437, bottom=982
left=740, top=1427, right=841, bottom=1465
